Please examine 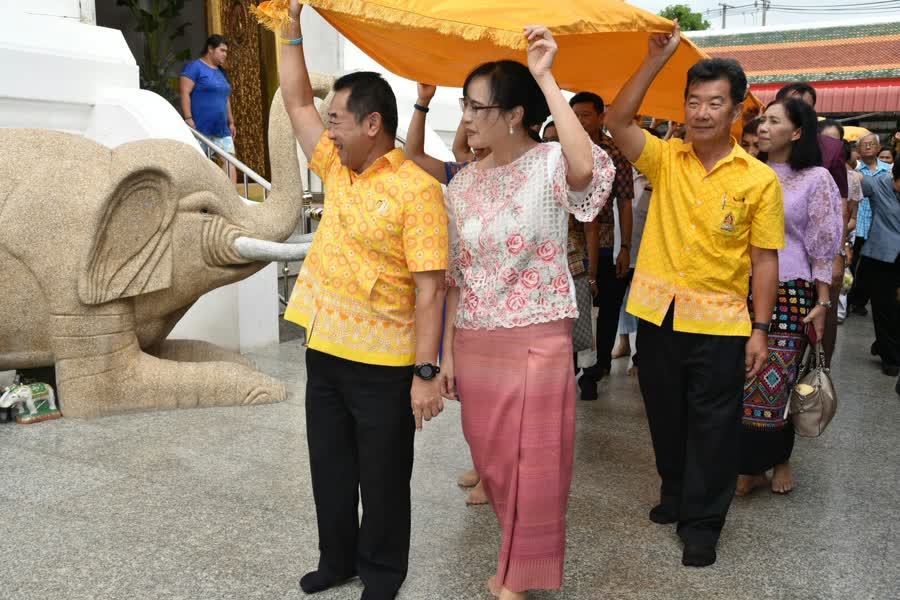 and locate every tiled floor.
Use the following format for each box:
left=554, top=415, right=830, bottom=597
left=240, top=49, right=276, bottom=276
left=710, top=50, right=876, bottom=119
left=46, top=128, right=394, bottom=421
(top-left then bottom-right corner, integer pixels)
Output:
left=1, top=316, right=897, bottom=600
